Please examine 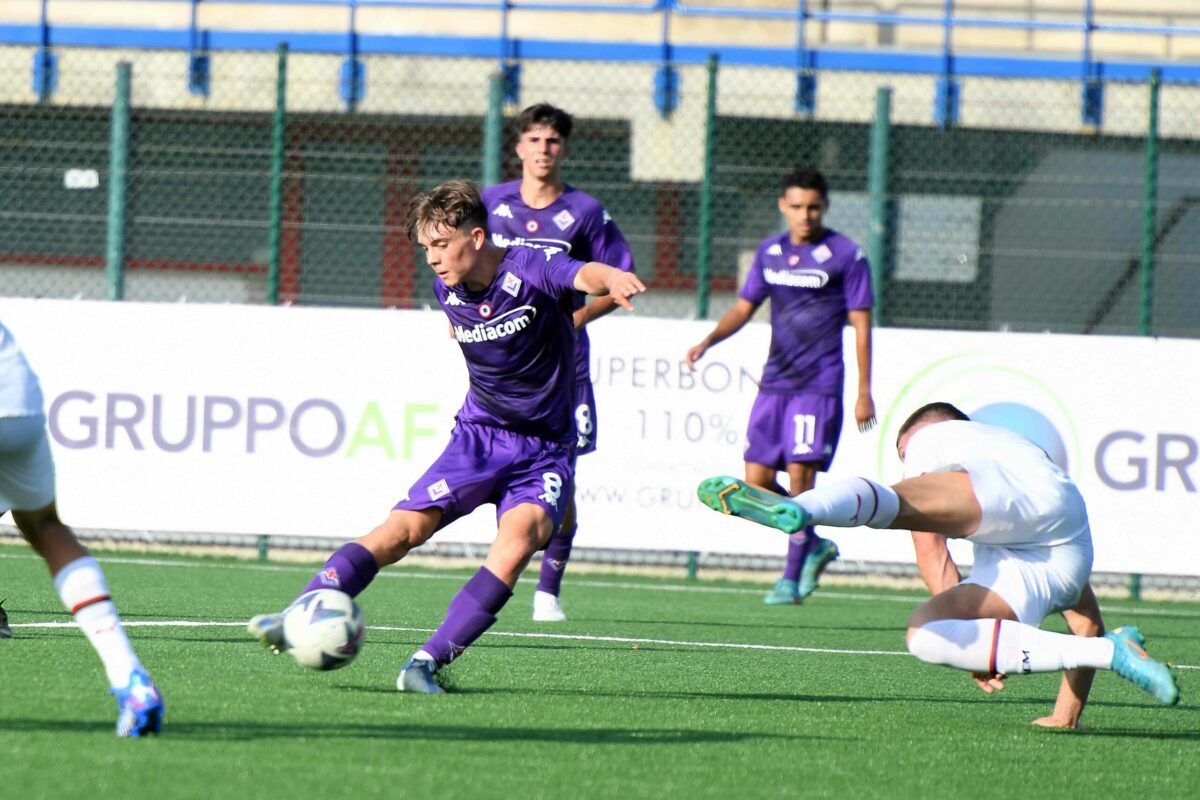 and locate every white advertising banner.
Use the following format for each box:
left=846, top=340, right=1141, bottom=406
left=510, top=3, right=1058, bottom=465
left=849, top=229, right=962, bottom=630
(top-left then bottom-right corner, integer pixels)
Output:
left=1, top=298, right=1197, bottom=576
